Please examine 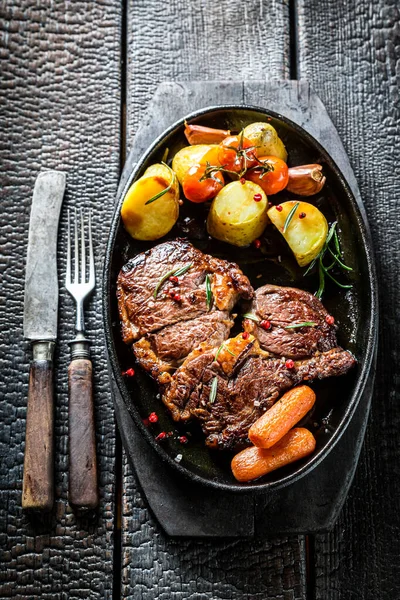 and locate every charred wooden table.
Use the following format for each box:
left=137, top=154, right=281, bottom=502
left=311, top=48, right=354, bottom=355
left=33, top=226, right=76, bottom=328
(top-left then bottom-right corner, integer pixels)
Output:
left=0, top=1, right=399, bottom=598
